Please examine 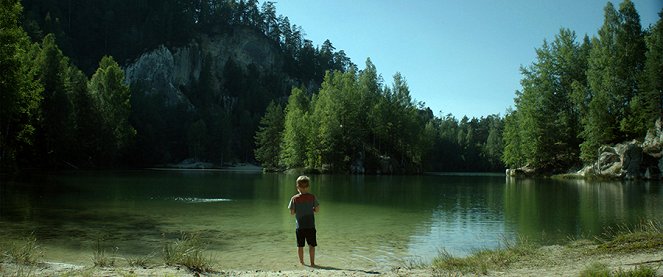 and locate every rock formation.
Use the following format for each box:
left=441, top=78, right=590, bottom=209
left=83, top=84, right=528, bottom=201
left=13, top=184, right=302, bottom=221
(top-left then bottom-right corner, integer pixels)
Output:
left=576, top=118, right=663, bottom=179
left=124, top=27, right=284, bottom=111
